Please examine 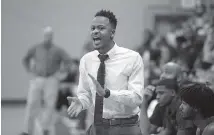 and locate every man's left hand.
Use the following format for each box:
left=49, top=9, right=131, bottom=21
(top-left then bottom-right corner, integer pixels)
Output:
left=88, top=74, right=105, bottom=97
